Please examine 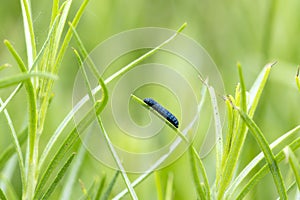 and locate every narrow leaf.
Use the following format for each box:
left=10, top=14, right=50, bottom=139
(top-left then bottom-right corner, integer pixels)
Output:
left=0, top=188, right=8, bottom=200
left=296, top=66, right=300, bottom=92
left=284, top=147, right=300, bottom=190
left=101, top=171, right=120, bottom=200
left=40, top=153, right=76, bottom=200
left=0, top=72, right=57, bottom=89
left=165, top=173, right=174, bottom=200
left=95, top=174, right=106, bottom=200
left=235, top=105, right=287, bottom=199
